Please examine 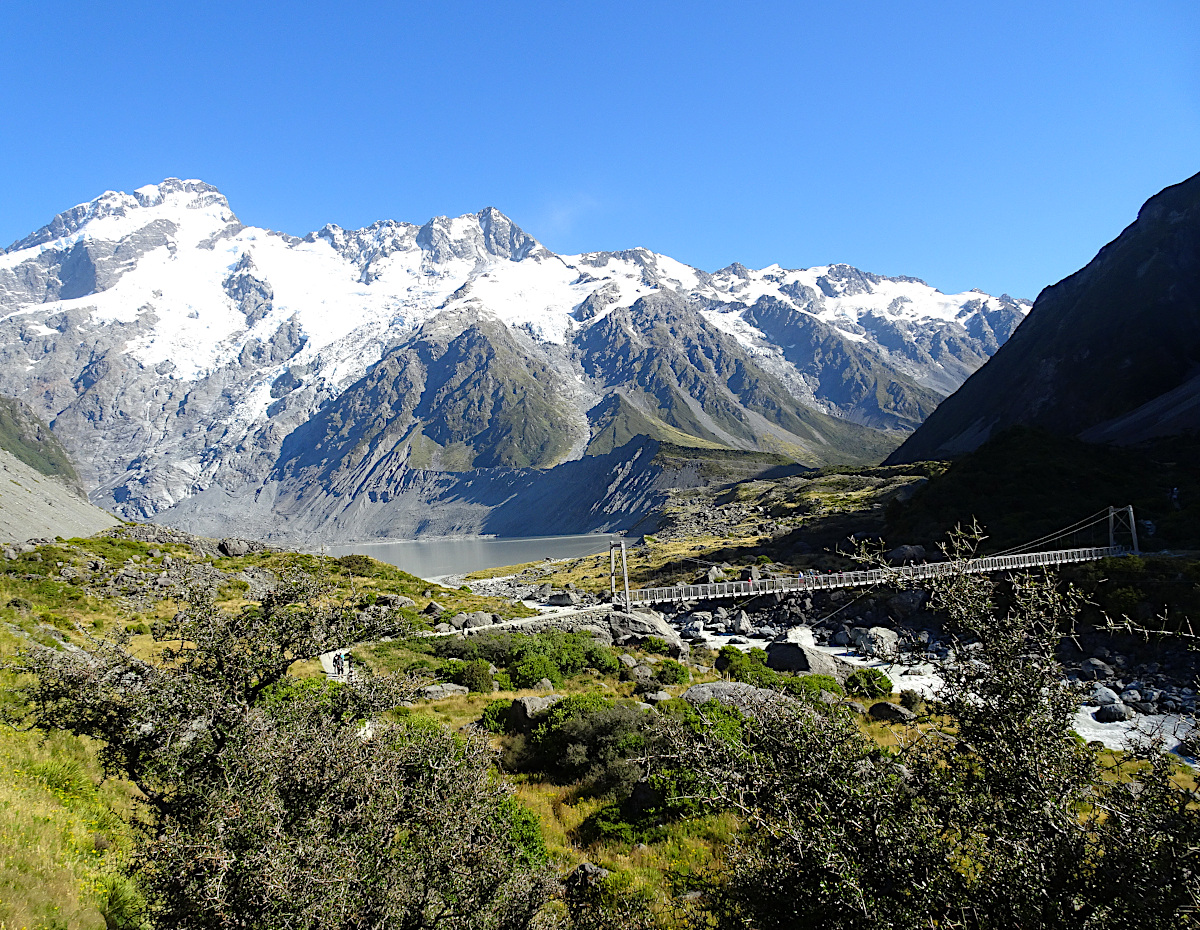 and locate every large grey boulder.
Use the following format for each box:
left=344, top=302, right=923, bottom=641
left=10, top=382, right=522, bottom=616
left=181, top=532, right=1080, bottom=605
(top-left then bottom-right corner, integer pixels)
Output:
left=887, top=545, right=925, bottom=565
left=766, top=642, right=856, bottom=683
left=1094, top=702, right=1136, bottom=723
left=869, top=702, right=916, bottom=723
left=1091, top=686, right=1119, bottom=705
left=218, top=537, right=250, bottom=557
left=785, top=626, right=816, bottom=647
left=547, top=591, right=580, bottom=607
left=509, top=694, right=564, bottom=731
left=421, top=683, right=470, bottom=701
left=682, top=681, right=789, bottom=714
left=854, top=627, right=900, bottom=659
left=1080, top=657, right=1114, bottom=681
left=462, top=611, right=494, bottom=629
left=376, top=593, right=416, bottom=609
left=604, top=610, right=689, bottom=659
